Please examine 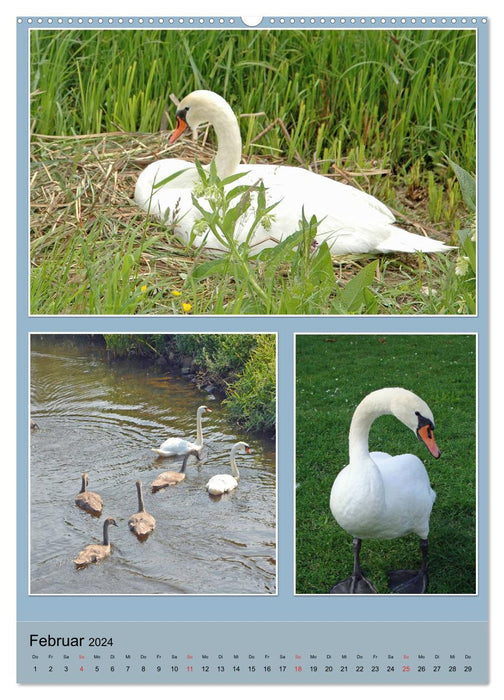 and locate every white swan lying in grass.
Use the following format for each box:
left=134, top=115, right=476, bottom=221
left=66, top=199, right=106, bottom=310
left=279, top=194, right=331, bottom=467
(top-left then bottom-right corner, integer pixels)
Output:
left=135, top=90, right=454, bottom=257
